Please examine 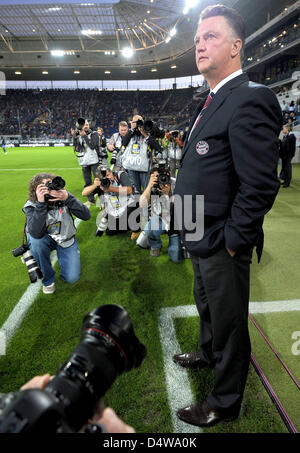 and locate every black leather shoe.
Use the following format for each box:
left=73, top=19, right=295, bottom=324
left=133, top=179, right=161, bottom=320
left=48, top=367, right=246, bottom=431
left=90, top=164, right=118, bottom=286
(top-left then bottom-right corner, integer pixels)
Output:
left=177, top=400, right=238, bottom=428
left=173, top=352, right=210, bottom=369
